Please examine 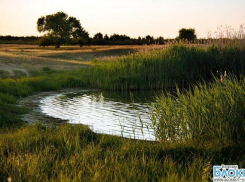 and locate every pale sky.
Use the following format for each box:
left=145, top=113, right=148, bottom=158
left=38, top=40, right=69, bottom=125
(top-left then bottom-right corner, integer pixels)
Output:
left=0, top=0, right=245, bottom=38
